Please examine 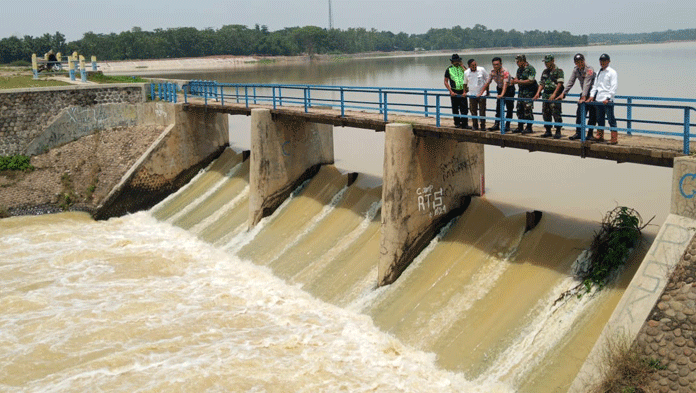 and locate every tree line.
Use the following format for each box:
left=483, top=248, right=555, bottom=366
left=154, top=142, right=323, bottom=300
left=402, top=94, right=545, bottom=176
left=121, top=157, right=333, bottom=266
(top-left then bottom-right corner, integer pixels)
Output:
left=5, top=25, right=695, bottom=65
left=588, top=28, right=696, bottom=45
left=1, top=24, right=589, bottom=64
